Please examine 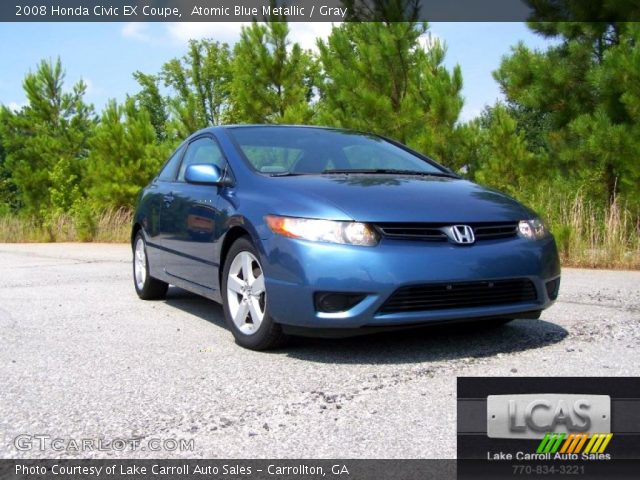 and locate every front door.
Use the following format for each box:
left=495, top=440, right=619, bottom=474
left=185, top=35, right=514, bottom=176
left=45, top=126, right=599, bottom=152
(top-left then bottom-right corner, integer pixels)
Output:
left=160, top=135, right=228, bottom=291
